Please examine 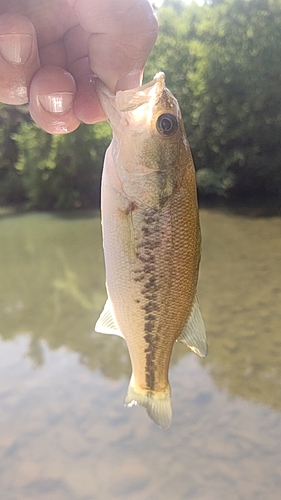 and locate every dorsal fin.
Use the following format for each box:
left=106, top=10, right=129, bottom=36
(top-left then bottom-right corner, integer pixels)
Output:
left=177, top=297, right=208, bottom=358
left=95, top=299, right=124, bottom=338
